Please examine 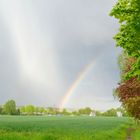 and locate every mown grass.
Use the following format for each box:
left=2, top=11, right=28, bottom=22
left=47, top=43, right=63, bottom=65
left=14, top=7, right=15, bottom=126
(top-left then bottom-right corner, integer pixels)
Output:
left=0, top=116, right=129, bottom=140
